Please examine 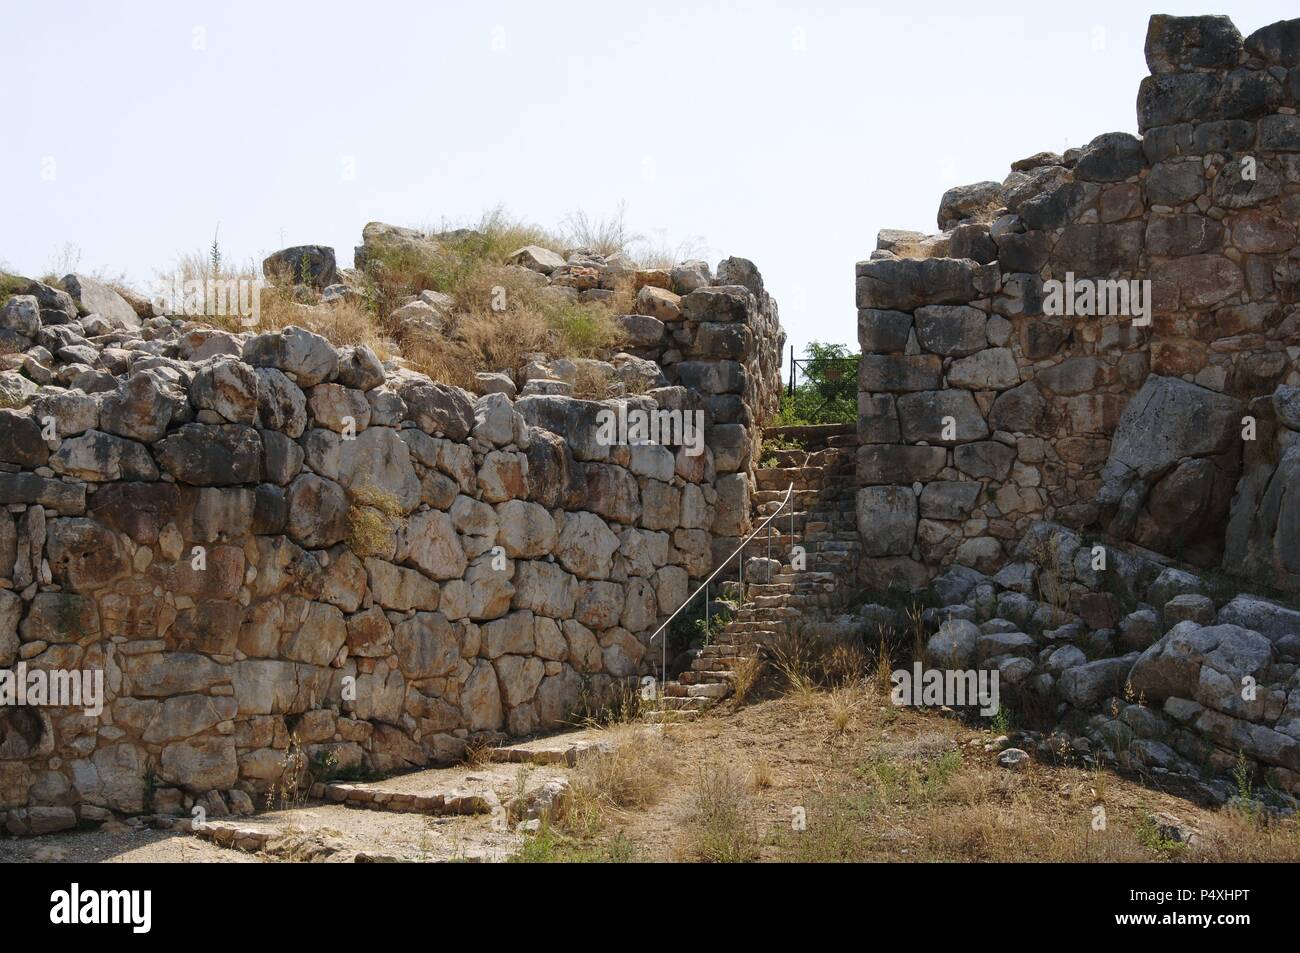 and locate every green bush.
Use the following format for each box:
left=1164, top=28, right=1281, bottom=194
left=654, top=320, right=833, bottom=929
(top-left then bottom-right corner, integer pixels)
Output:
left=777, top=341, right=859, bottom=425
